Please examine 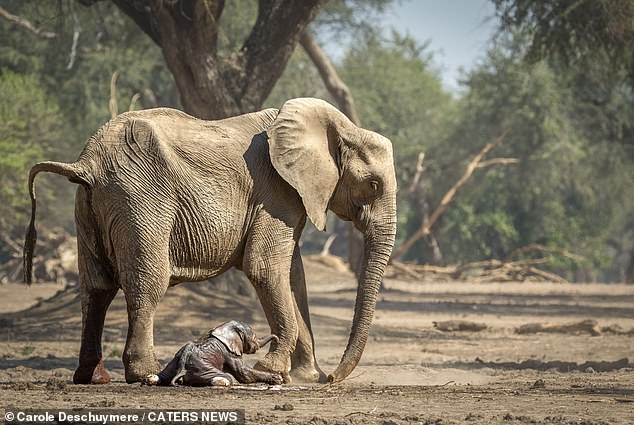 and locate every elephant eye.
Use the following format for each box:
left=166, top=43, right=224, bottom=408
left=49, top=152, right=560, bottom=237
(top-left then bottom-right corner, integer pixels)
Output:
left=370, top=180, right=380, bottom=192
